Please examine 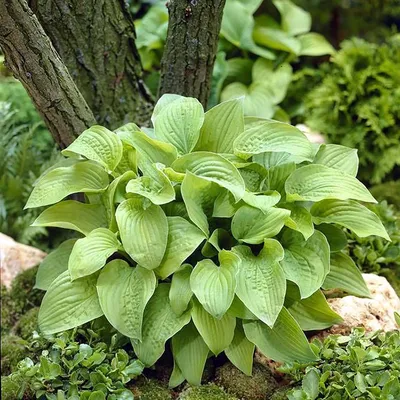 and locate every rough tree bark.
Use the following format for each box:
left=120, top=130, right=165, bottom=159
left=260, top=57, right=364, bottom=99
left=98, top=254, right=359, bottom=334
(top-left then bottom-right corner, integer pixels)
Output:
left=0, top=0, right=96, bottom=148
left=29, top=0, right=154, bottom=129
left=159, top=0, right=226, bottom=108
